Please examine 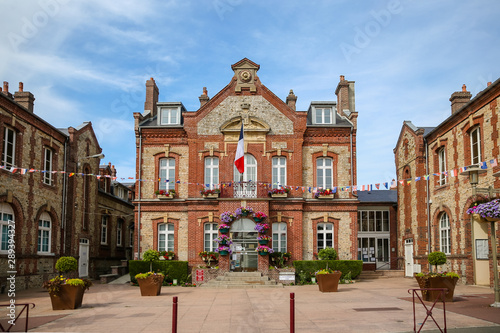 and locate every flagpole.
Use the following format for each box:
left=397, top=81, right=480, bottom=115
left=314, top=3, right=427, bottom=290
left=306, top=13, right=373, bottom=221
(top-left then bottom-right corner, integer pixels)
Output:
left=240, top=118, right=244, bottom=184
